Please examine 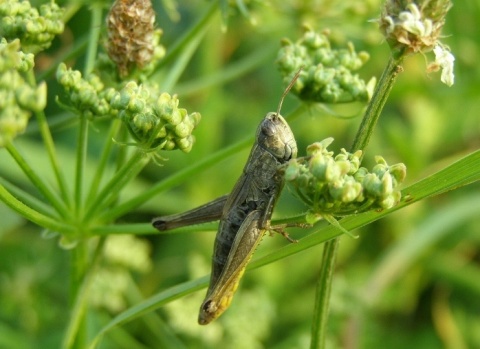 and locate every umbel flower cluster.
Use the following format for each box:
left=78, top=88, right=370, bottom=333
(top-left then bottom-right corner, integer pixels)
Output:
left=0, top=39, right=46, bottom=147
left=56, top=64, right=201, bottom=153
left=56, top=63, right=115, bottom=118
left=111, top=82, right=201, bottom=153
left=285, top=138, right=406, bottom=222
left=0, top=0, right=64, bottom=54
left=276, top=28, right=375, bottom=104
